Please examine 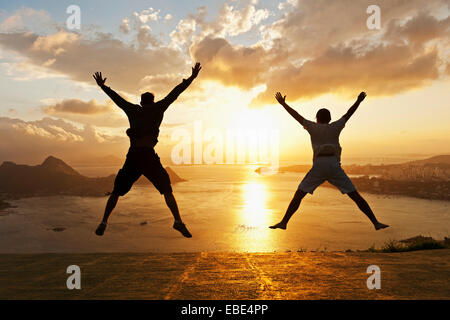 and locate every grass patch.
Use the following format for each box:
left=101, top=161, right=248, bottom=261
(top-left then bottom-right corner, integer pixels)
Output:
left=366, top=235, right=449, bottom=253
